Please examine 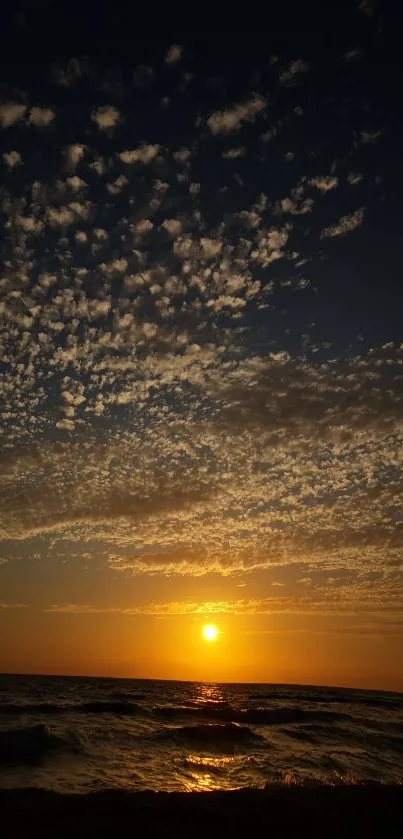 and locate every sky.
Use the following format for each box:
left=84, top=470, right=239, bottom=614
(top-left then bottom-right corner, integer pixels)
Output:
left=0, top=2, right=402, bottom=690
